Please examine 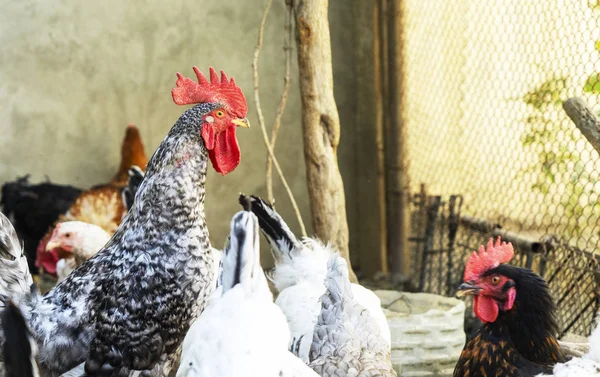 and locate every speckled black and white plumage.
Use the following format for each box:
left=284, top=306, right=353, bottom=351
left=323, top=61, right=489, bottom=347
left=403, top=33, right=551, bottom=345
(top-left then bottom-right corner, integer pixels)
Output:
left=9, top=103, right=222, bottom=377
left=0, top=211, right=33, bottom=309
